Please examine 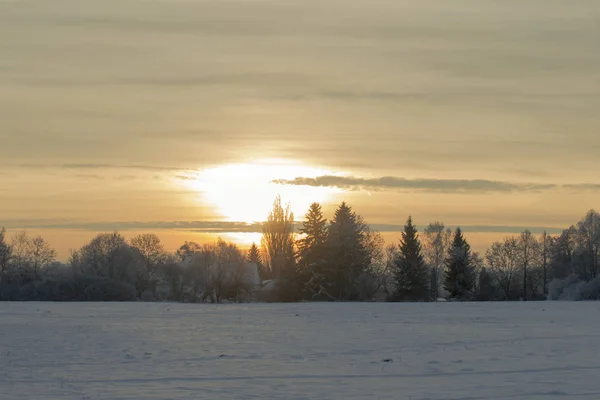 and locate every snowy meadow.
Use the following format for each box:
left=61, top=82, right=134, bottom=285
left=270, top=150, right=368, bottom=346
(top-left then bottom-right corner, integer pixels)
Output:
left=2, top=302, right=600, bottom=400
